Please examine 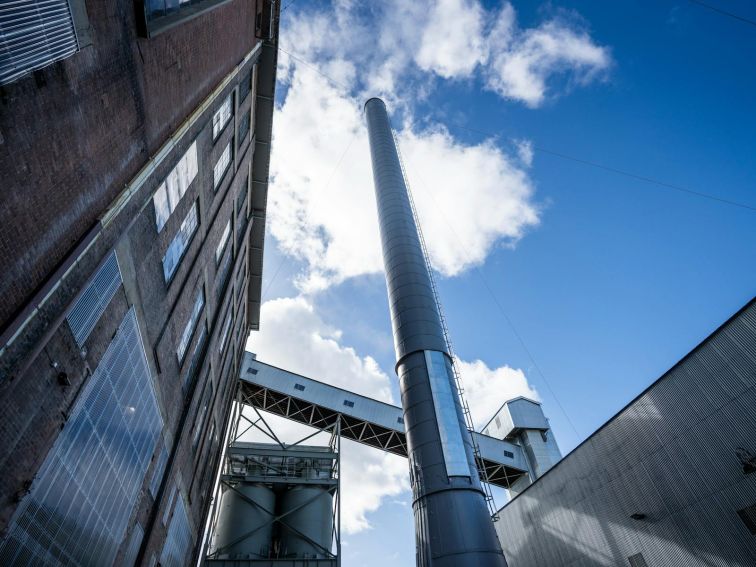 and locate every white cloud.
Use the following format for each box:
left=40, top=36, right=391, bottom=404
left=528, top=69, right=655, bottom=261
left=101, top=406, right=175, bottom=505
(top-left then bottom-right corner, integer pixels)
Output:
left=270, top=1, right=610, bottom=291
left=514, top=138, right=534, bottom=168
left=399, top=126, right=538, bottom=276
left=247, top=296, right=392, bottom=401
left=455, top=358, right=540, bottom=430
left=245, top=297, right=409, bottom=533
left=415, top=0, right=488, bottom=78
left=269, top=57, right=539, bottom=291
left=485, top=14, right=611, bottom=108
